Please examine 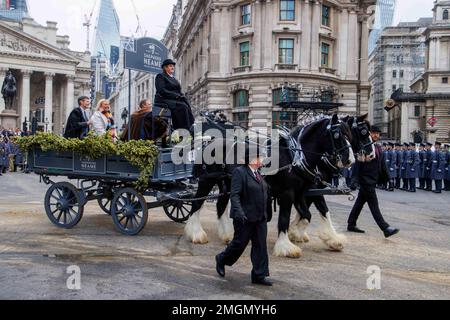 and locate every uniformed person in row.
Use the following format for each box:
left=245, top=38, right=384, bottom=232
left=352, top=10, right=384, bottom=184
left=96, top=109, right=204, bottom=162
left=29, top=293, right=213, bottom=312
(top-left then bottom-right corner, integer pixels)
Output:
left=424, top=142, right=433, bottom=191
left=430, top=142, right=446, bottom=193
left=385, top=142, right=397, bottom=191
left=394, top=143, right=403, bottom=189
left=0, top=136, right=9, bottom=175
left=405, top=142, right=420, bottom=192
left=400, top=143, right=409, bottom=191
left=444, top=144, right=450, bottom=191
left=418, top=143, right=427, bottom=190
left=379, top=143, right=388, bottom=190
